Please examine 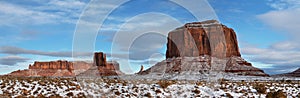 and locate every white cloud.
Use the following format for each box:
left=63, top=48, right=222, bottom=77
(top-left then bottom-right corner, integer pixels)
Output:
left=241, top=41, right=300, bottom=74
left=267, top=0, right=300, bottom=10
left=257, top=8, right=300, bottom=37
left=270, top=41, right=300, bottom=50
left=110, top=13, right=183, bottom=61
left=248, top=0, right=300, bottom=74
left=258, top=0, right=300, bottom=37
left=0, top=1, right=87, bottom=26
